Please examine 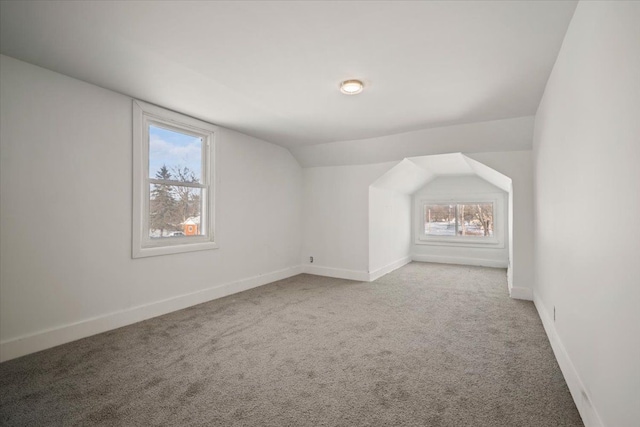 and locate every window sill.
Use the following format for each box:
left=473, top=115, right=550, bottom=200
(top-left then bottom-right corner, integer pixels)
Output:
left=415, top=236, right=502, bottom=248
left=133, top=241, right=218, bottom=258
